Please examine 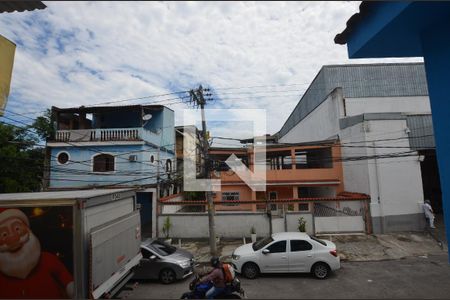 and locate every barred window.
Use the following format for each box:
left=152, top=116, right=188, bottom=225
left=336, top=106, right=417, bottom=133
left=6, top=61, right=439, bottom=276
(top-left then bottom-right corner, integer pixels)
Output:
left=222, top=191, right=239, bottom=206
left=93, top=154, right=115, bottom=172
